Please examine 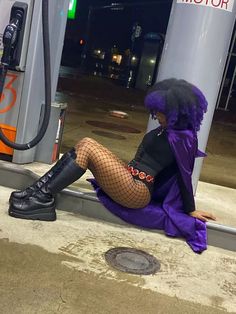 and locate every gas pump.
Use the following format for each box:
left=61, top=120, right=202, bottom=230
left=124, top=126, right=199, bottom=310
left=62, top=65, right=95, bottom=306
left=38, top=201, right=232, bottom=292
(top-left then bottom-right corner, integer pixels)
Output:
left=0, top=0, right=70, bottom=163
left=0, top=0, right=51, bottom=152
